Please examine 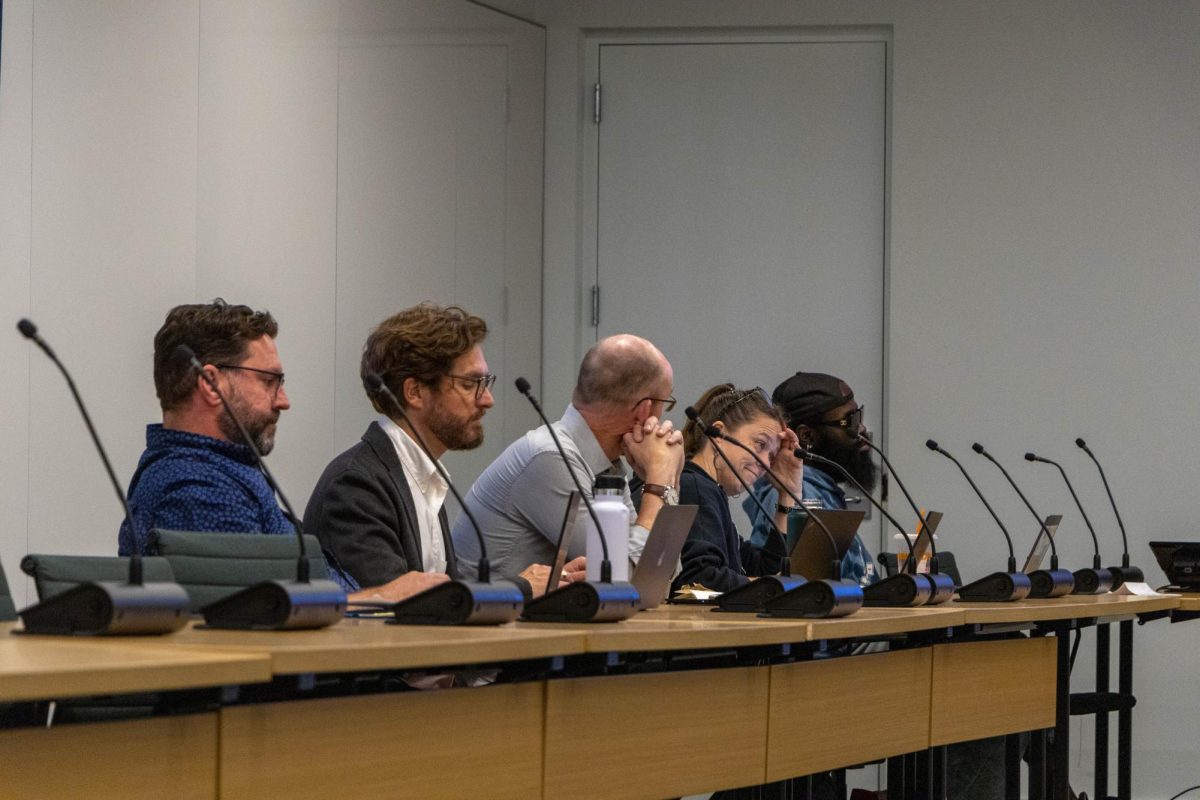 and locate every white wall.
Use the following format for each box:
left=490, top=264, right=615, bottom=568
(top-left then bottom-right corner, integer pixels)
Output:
left=0, top=0, right=543, bottom=604
left=506, top=1, right=1200, bottom=797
